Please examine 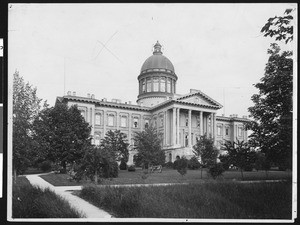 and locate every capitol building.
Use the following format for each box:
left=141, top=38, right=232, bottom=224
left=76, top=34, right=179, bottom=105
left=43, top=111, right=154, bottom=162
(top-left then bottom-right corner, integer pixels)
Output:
left=56, top=41, right=249, bottom=164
